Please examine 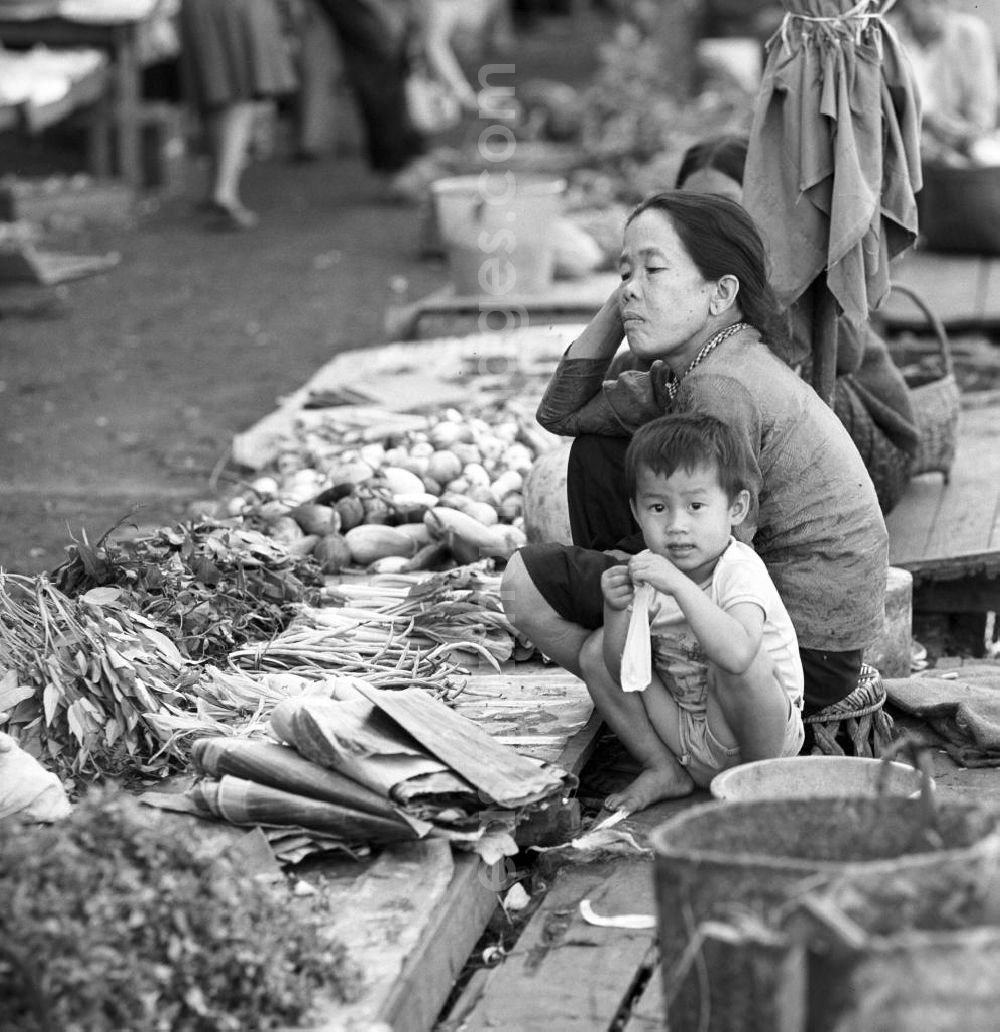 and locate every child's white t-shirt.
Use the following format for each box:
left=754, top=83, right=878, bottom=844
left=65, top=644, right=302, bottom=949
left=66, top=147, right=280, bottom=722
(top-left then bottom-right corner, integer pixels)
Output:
left=645, top=538, right=804, bottom=710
